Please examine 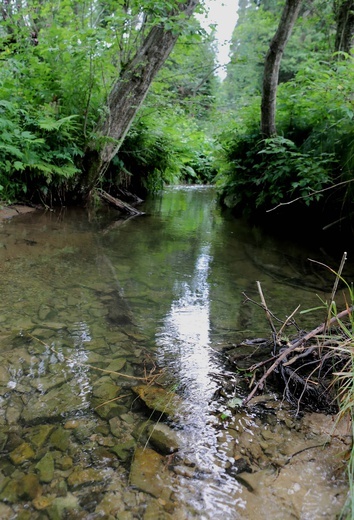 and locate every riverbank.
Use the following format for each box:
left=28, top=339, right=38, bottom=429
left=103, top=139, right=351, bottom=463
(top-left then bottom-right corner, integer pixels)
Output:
left=0, top=204, right=38, bottom=221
